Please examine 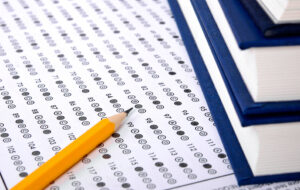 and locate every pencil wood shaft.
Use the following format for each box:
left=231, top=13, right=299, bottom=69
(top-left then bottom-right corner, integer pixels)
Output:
left=11, top=111, right=129, bottom=190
